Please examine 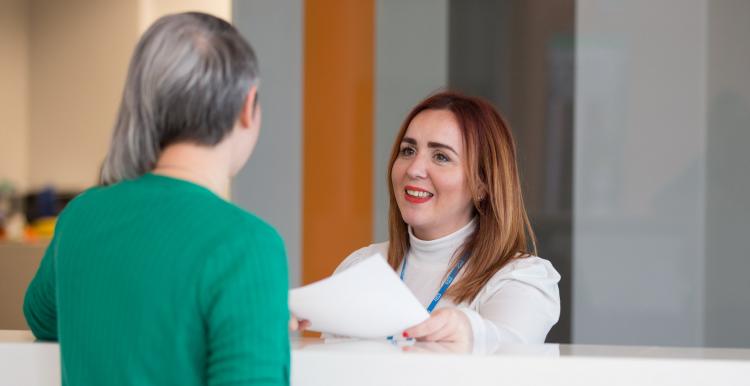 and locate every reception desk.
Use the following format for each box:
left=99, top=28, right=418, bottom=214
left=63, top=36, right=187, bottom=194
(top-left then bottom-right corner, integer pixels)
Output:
left=2, top=330, right=750, bottom=385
